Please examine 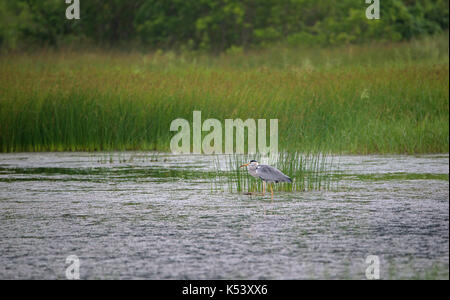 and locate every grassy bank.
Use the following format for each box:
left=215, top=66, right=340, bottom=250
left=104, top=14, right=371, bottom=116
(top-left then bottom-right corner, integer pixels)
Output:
left=0, top=34, right=448, bottom=154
